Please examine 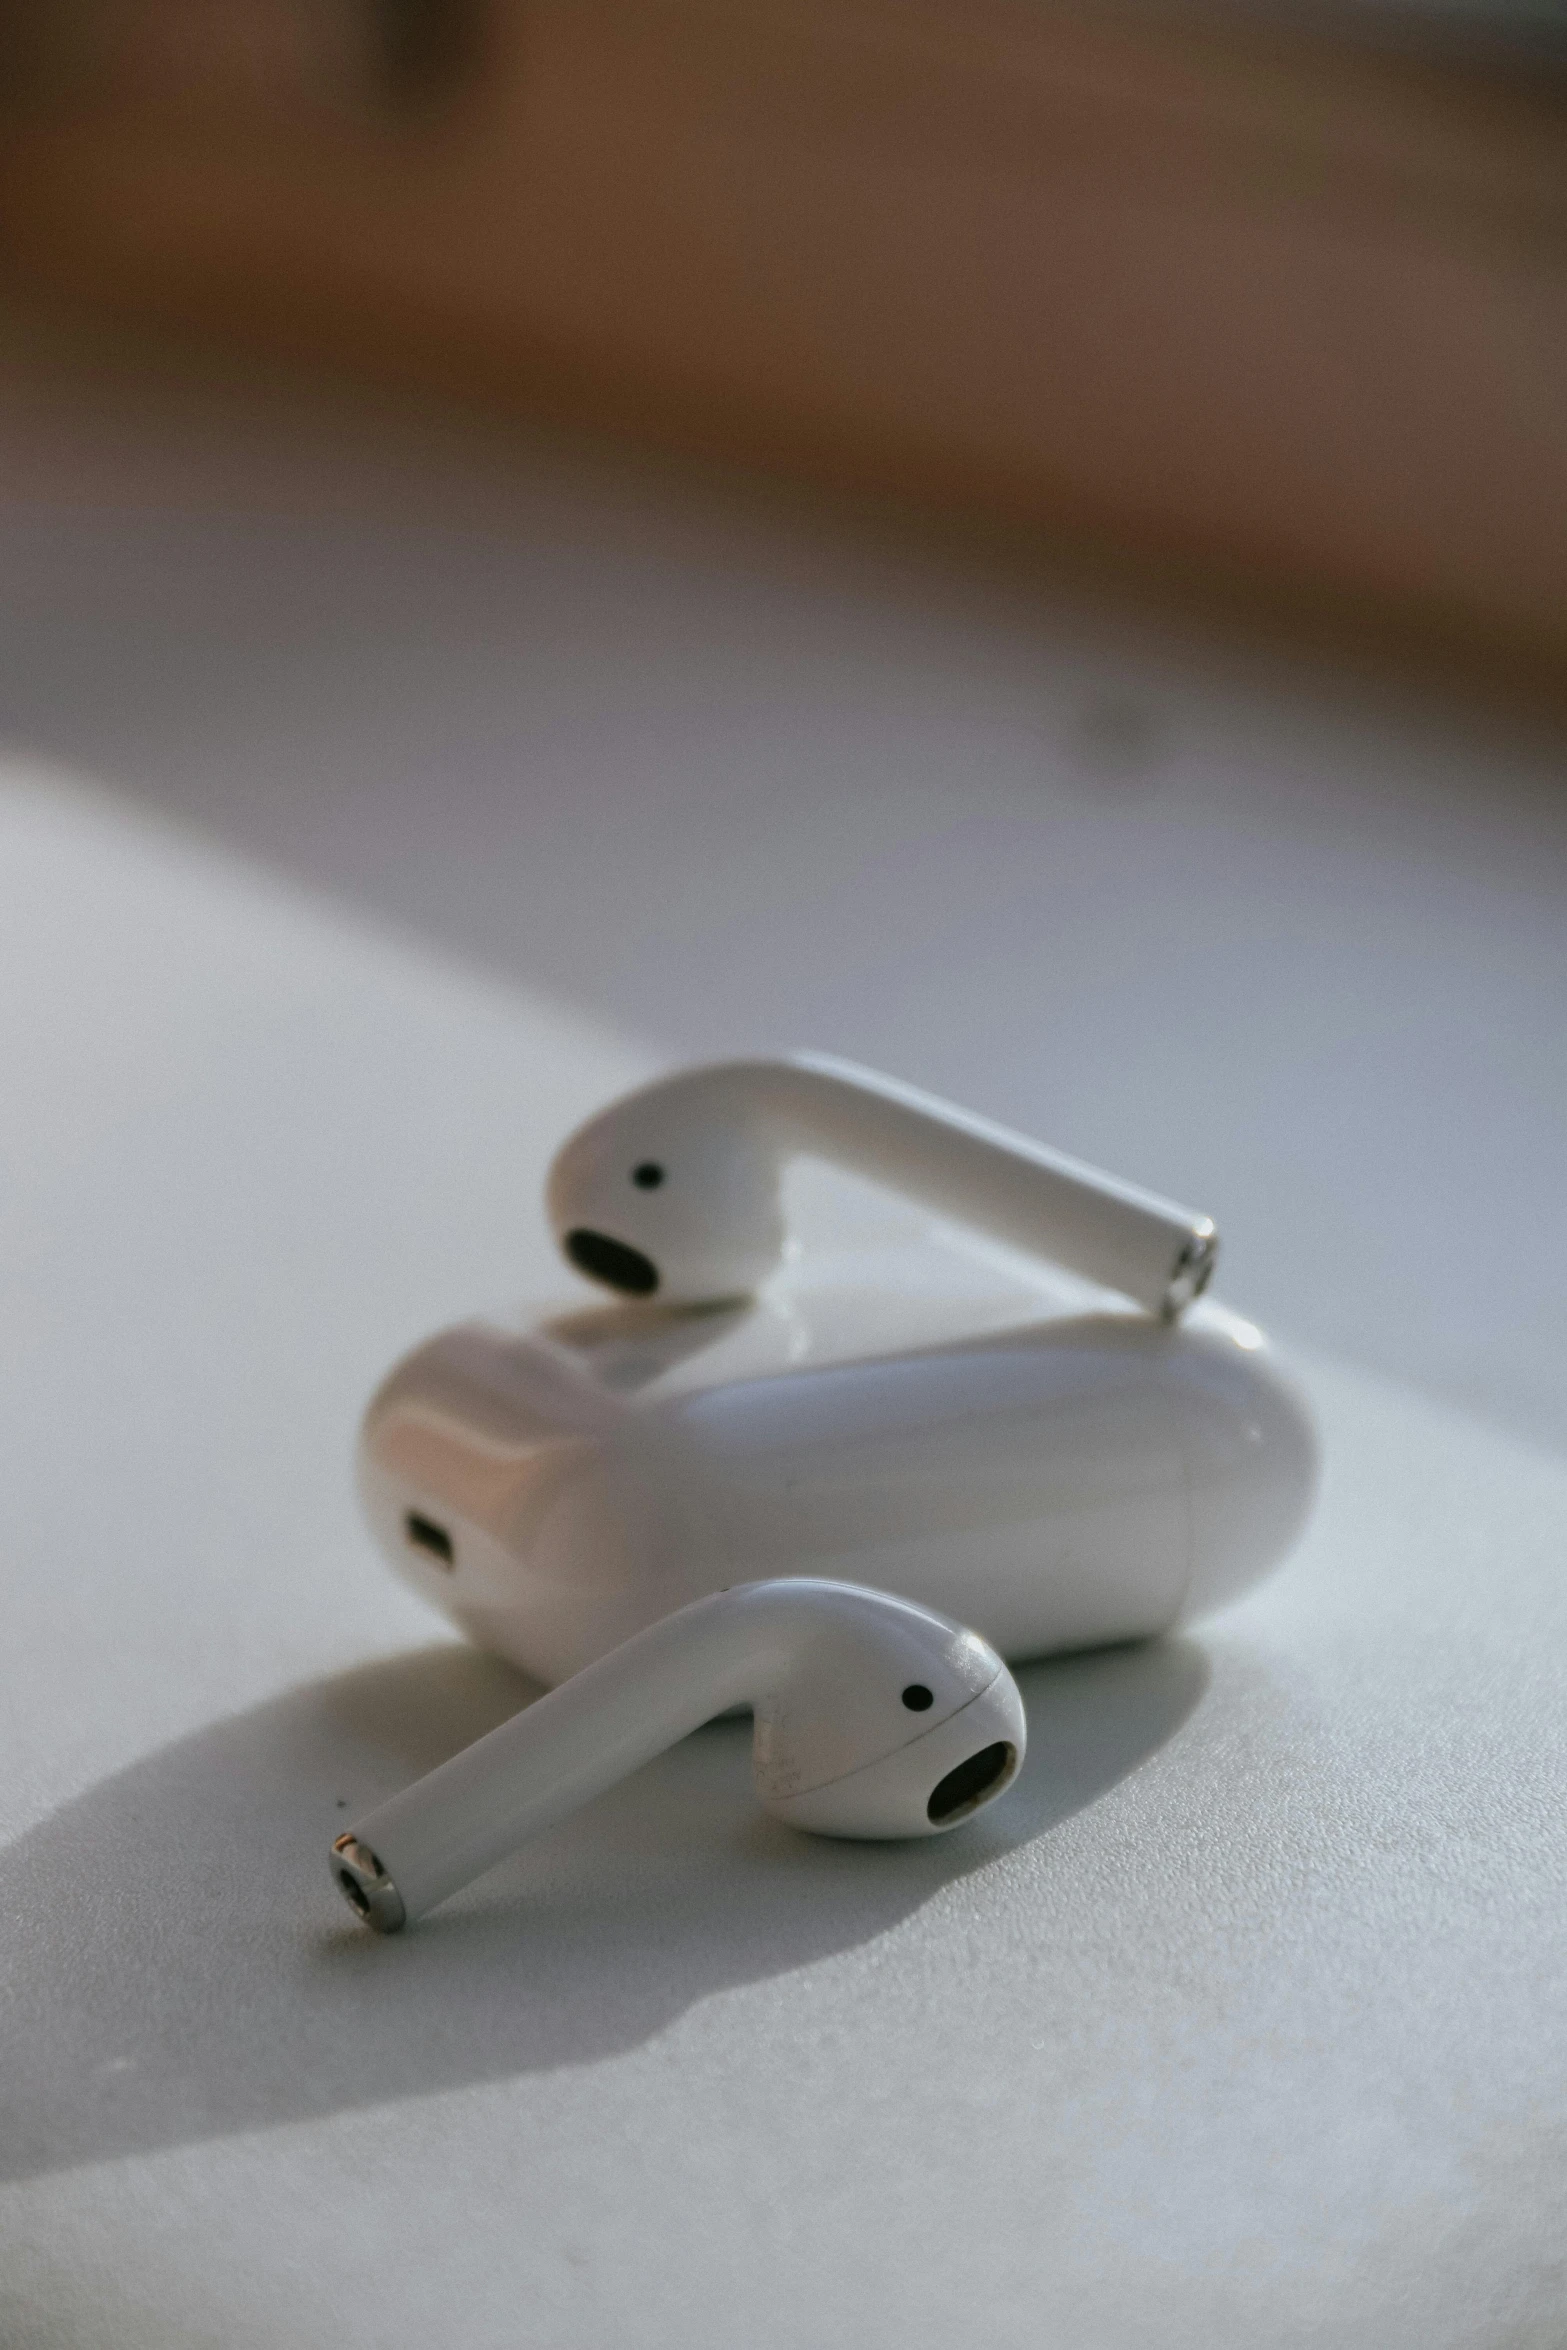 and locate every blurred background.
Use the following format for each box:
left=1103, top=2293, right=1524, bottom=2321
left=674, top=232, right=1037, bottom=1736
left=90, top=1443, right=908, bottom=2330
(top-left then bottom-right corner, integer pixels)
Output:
left=4, top=0, right=1567, bottom=686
